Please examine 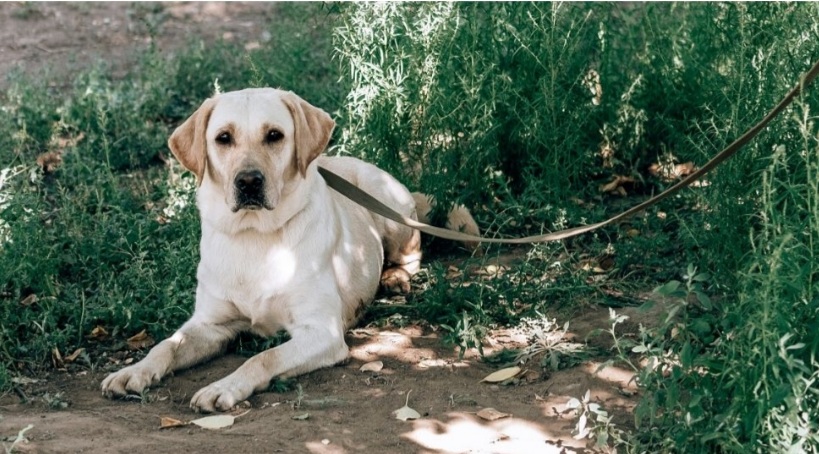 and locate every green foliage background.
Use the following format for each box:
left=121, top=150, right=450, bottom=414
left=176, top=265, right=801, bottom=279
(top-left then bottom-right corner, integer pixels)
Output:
left=1, top=2, right=818, bottom=452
